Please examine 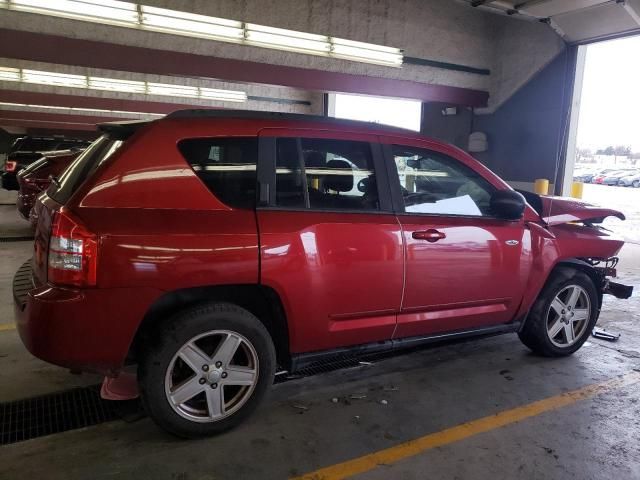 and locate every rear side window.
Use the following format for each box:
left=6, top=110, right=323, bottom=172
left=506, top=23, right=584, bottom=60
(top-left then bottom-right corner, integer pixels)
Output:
left=178, top=137, right=258, bottom=209
left=48, top=136, right=123, bottom=205
left=275, top=138, right=379, bottom=211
